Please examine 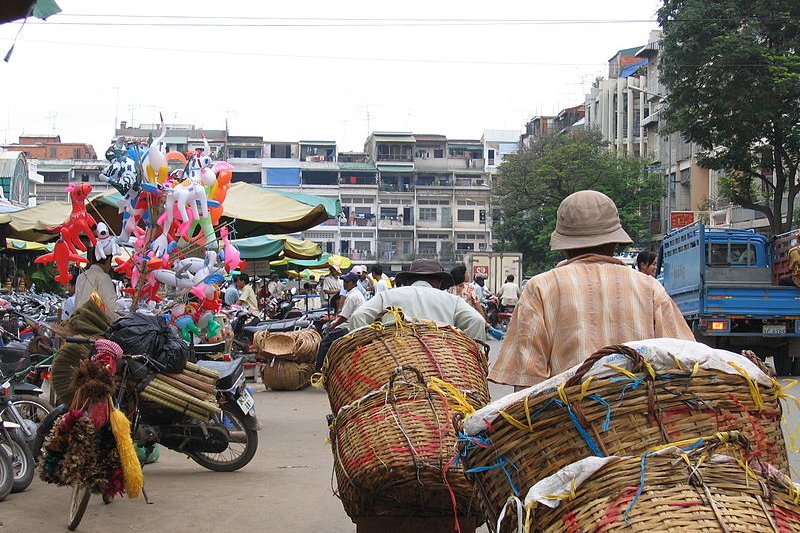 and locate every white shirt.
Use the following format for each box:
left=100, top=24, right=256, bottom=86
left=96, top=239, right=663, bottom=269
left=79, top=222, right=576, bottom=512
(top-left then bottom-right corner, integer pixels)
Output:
left=497, top=281, right=521, bottom=306
left=372, top=276, right=389, bottom=294
left=63, top=295, right=75, bottom=320
left=340, top=287, right=366, bottom=321
left=348, top=280, right=486, bottom=341
left=74, top=264, right=120, bottom=321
